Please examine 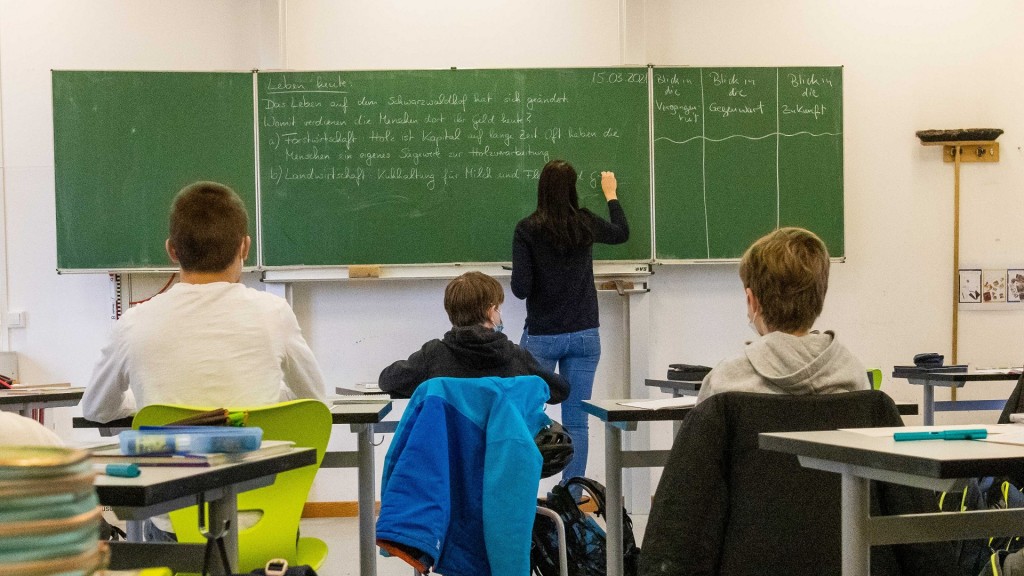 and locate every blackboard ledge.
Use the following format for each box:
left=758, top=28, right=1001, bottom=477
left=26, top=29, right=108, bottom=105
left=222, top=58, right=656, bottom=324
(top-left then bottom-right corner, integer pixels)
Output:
left=261, top=262, right=653, bottom=283
left=57, top=267, right=179, bottom=275
left=654, top=257, right=846, bottom=266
